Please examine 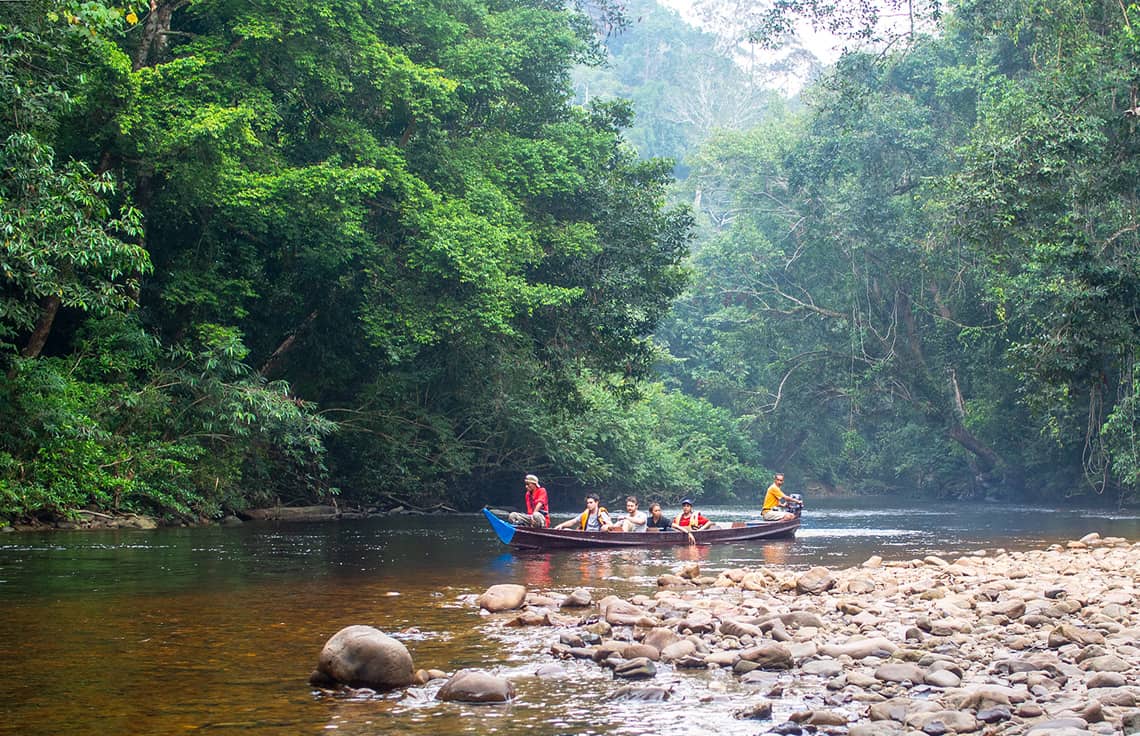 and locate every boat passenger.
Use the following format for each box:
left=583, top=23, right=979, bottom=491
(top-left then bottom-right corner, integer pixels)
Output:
left=554, top=493, right=611, bottom=531
left=672, top=498, right=711, bottom=544
left=604, top=496, right=647, bottom=532
left=645, top=502, right=672, bottom=532
left=761, top=473, right=797, bottom=521
left=508, top=473, right=550, bottom=528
